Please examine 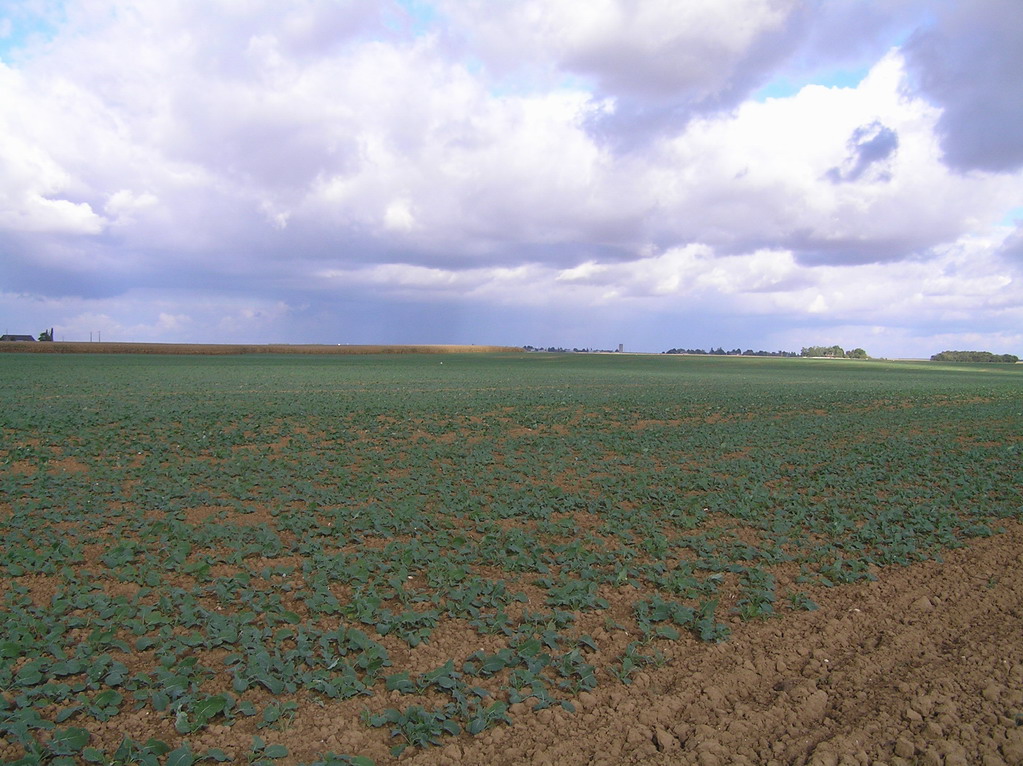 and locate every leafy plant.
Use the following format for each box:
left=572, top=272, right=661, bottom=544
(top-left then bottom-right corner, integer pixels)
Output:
left=362, top=705, right=461, bottom=756
left=247, top=736, right=288, bottom=764
left=610, top=642, right=665, bottom=684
